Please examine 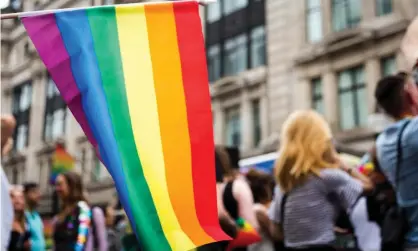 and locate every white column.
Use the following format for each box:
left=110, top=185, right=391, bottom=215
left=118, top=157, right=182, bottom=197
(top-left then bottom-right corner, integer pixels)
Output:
left=293, top=79, right=311, bottom=110
left=212, top=100, right=224, bottom=145
left=365, top=57, right=381, bottom=114
left=241, top=90, right=252, bottom=152
left=29, top=73, right=46, bottom=147
left=322, top=71, right=338, bottom=130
